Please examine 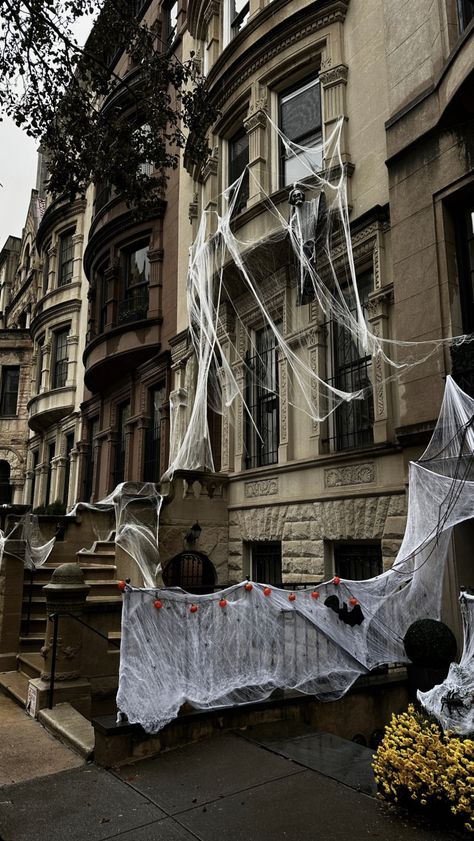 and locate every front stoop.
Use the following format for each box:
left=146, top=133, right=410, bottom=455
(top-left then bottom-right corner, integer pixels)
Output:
left=39, top=703, right=95, bottom=759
